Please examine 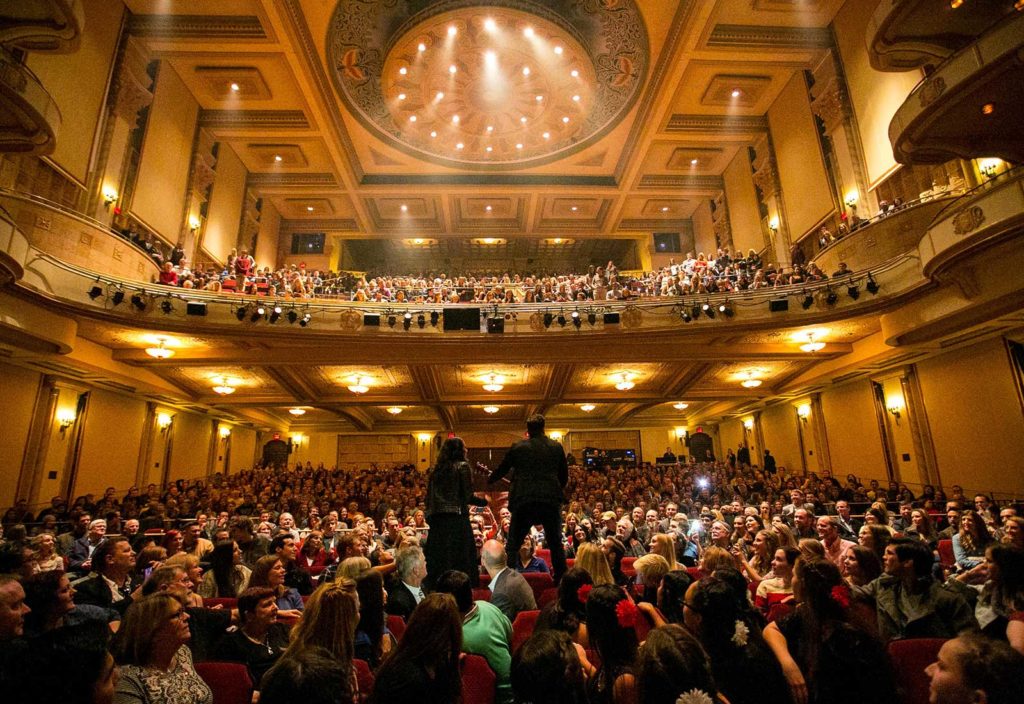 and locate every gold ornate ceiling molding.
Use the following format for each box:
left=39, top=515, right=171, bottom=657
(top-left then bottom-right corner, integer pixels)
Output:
left=127, top=14, right=267, bottom=40
left=707, top=24, right=833, bottom=50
